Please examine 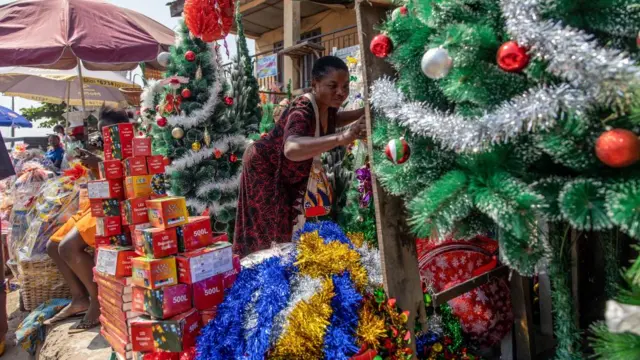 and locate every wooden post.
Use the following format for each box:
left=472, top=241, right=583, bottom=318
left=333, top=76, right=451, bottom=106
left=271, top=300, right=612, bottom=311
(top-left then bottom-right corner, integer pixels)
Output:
left=283, top=0, right=300, bottom=89
left=355, top=0, right=427, bottom=355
